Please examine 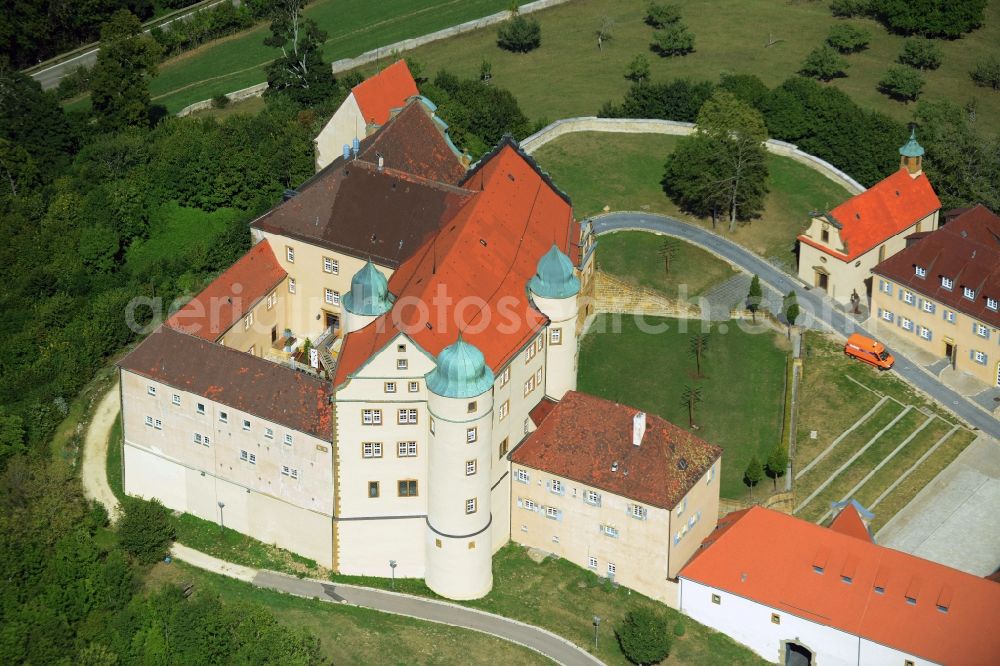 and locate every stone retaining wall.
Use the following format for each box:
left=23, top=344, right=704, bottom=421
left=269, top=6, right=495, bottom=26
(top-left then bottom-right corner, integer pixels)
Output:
left=592, top=271, right=702, bottom=318
left=718, top=491, right=795, bottom=518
